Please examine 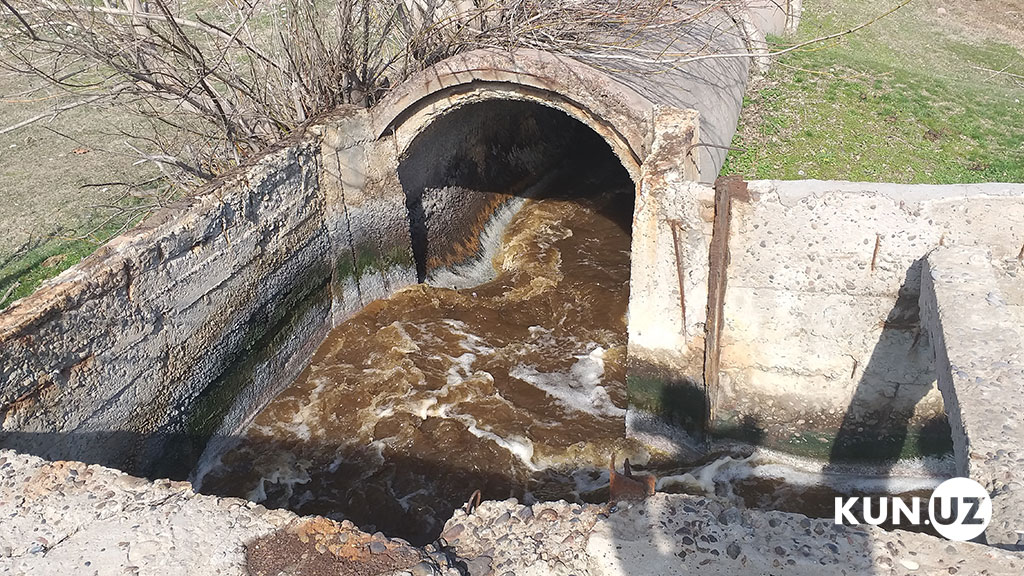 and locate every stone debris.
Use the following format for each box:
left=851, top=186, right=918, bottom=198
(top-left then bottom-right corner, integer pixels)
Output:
left=3, top=448, right=1024, bottom=575
left=442, top=494, right=1024, bottom=576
